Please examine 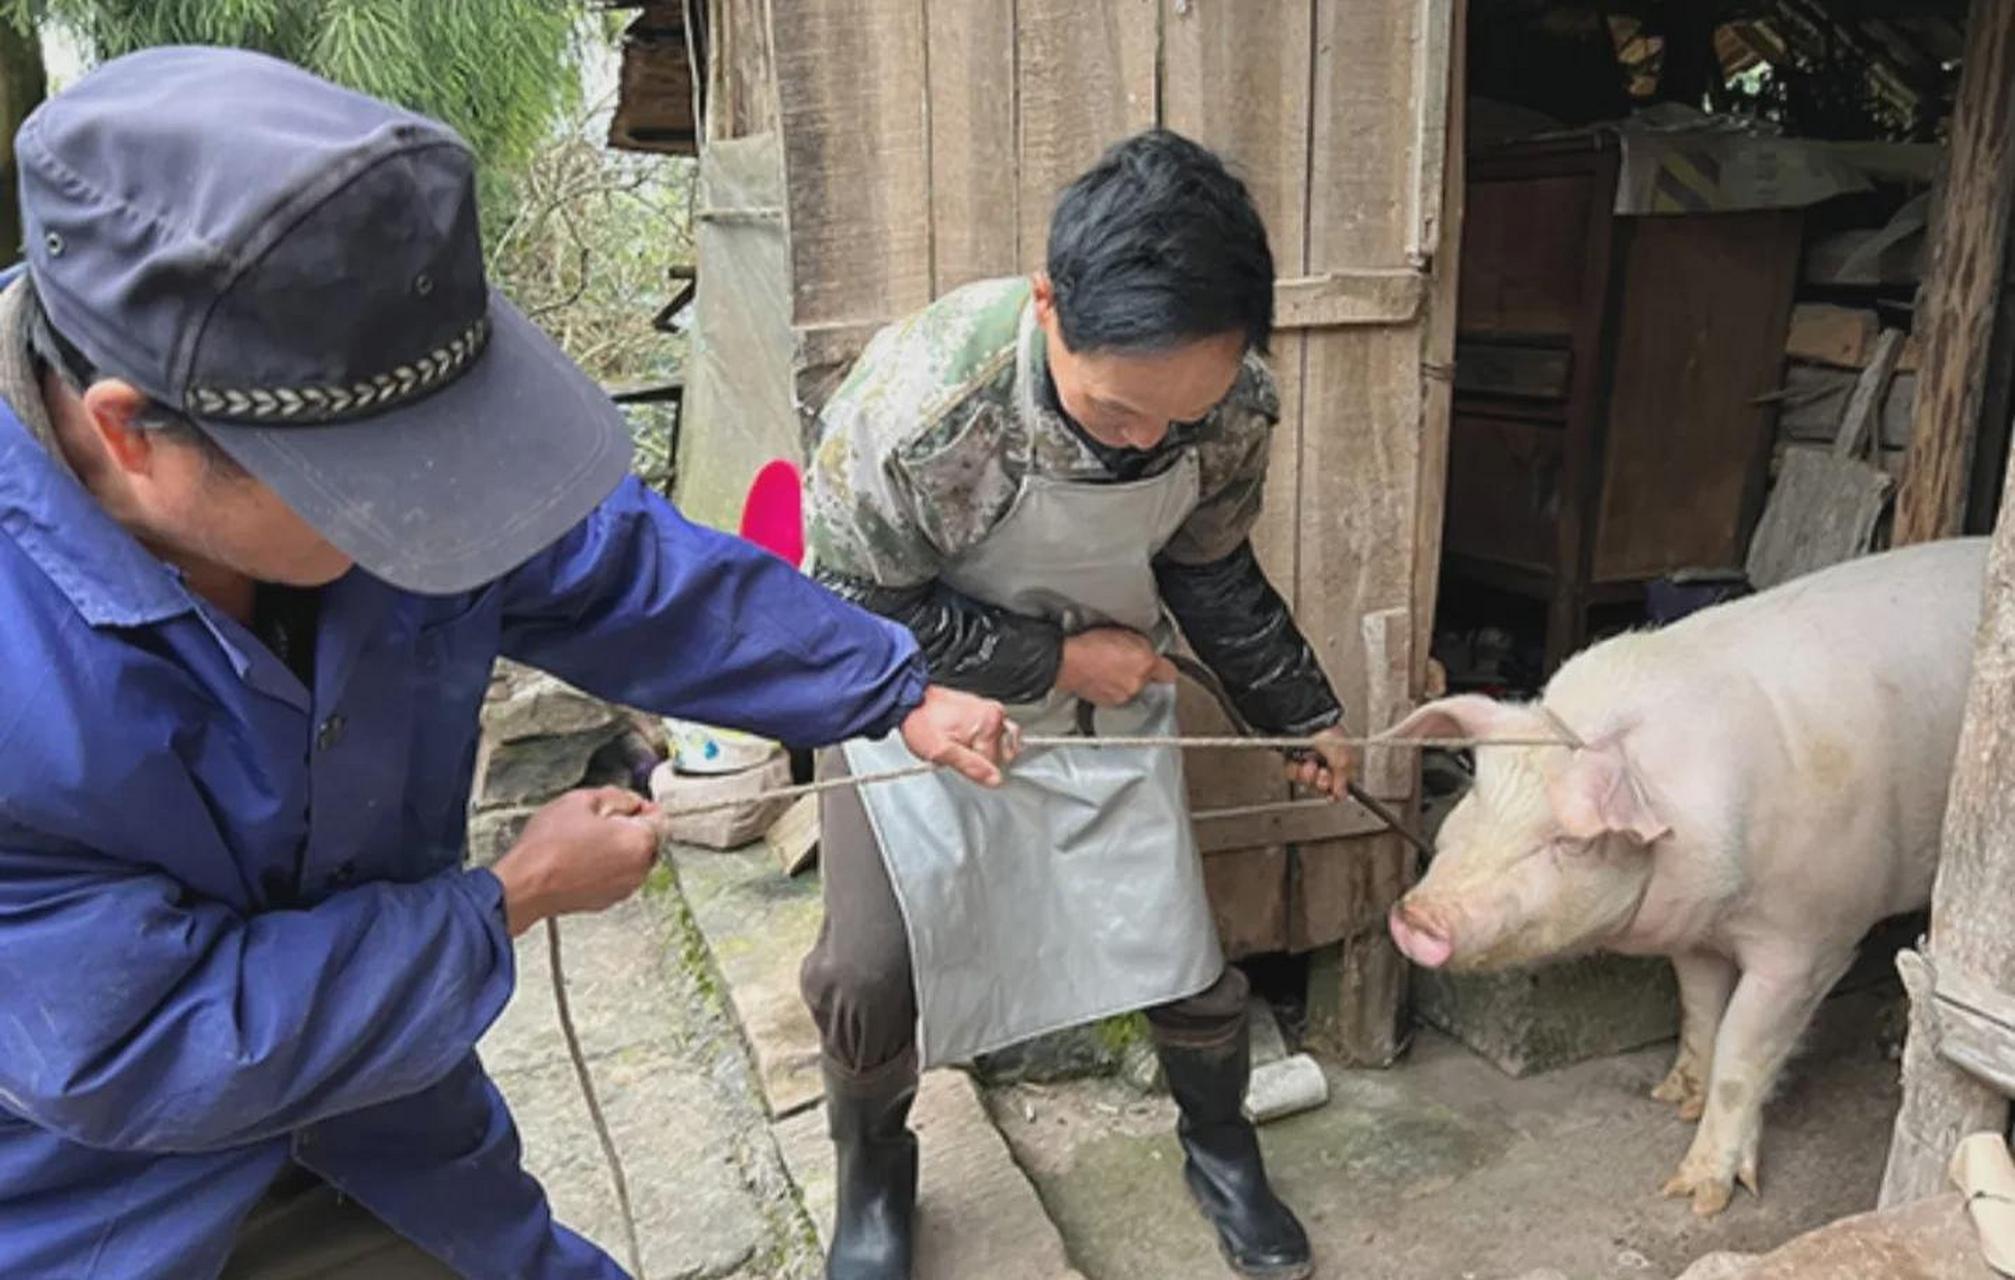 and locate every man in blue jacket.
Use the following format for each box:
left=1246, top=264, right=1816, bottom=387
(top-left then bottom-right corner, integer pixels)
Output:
left=0, top=47, right=1012, bottom=1280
